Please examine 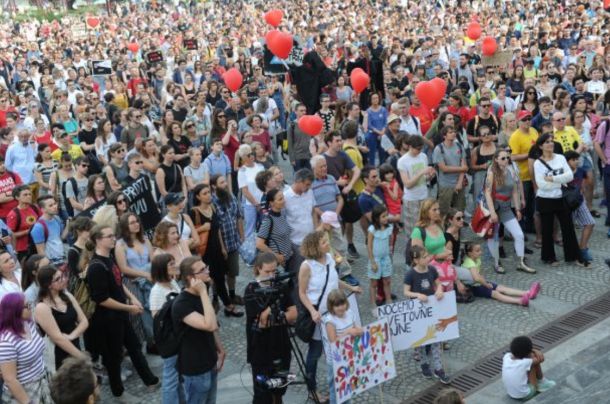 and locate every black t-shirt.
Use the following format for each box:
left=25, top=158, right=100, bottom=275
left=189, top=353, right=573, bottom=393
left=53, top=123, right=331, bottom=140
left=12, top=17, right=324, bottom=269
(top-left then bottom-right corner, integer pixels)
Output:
left=172, top=107, right=188, bottom=123
left=244, top=281, right=294, bottom=368
left=466, top=114, right=500, bottom=138
left=527, top=141, right=563, bottom=159
left=67, top=245, right=82, bottom=278
left=78, top=128, right=97, bottom=152
left=168, top=136, right=192, bottom=168
left=404, top=265, right=438, bottom=295
left=171, top=290, right=217, bottom=375
left=86, top=254, right=127, bottom=322
left=444, top=232, right=460, bottom=265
